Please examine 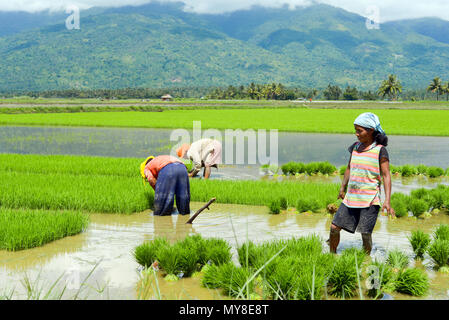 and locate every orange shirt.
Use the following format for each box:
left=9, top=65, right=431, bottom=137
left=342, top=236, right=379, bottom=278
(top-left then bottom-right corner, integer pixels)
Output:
left=144, top=155, right=182, bottom=181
